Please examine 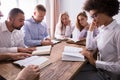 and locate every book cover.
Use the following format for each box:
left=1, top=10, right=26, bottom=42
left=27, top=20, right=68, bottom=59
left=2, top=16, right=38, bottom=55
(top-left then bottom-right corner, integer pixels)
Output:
left=62, top=46, right=85, bottom=61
